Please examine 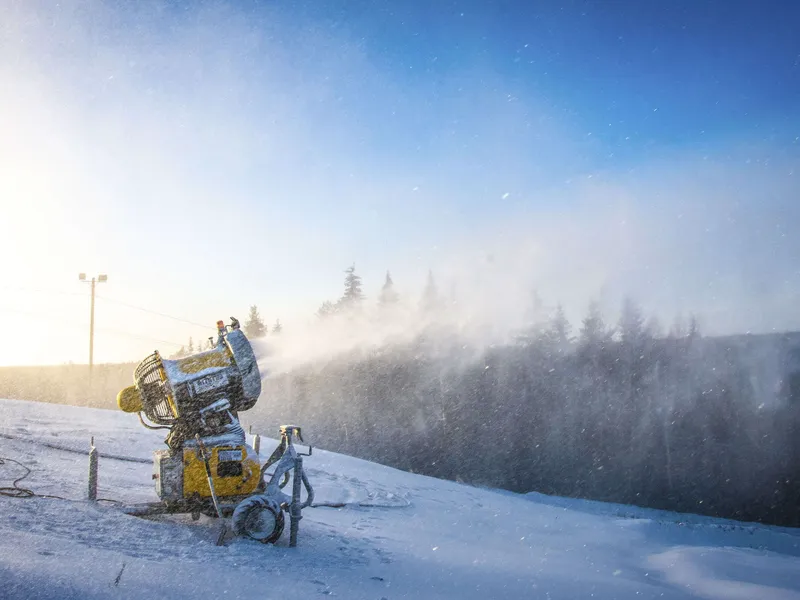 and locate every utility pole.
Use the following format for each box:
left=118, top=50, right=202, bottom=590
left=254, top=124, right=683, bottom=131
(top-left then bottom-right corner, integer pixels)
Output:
left=79, top=273, right=108, bottom=374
